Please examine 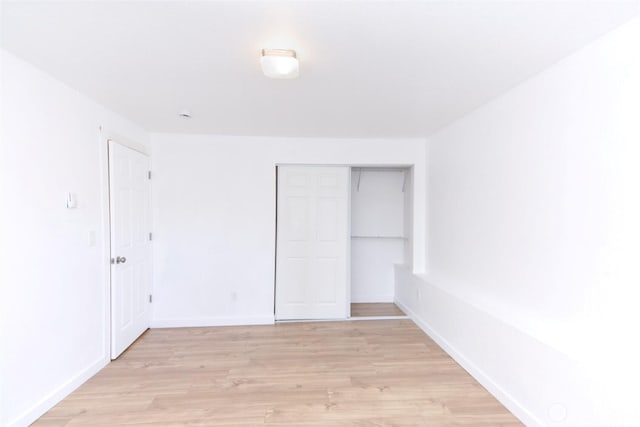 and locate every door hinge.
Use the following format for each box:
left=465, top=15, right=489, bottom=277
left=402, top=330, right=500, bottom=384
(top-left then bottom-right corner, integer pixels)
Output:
left=149, top=294, right=153, bottom=303
left=148, top=170, right=152, bottom=180
left=149, top=232, right=153, bottom=241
